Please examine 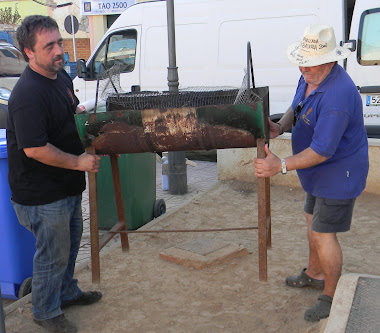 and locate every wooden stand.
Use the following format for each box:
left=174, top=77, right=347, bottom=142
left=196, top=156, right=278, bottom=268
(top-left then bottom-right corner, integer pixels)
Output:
left=87, top=139, right=271, bottom=283
left=87, top=150, right=129, bottom=284
left=256, top=138, right=271, bottom=281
